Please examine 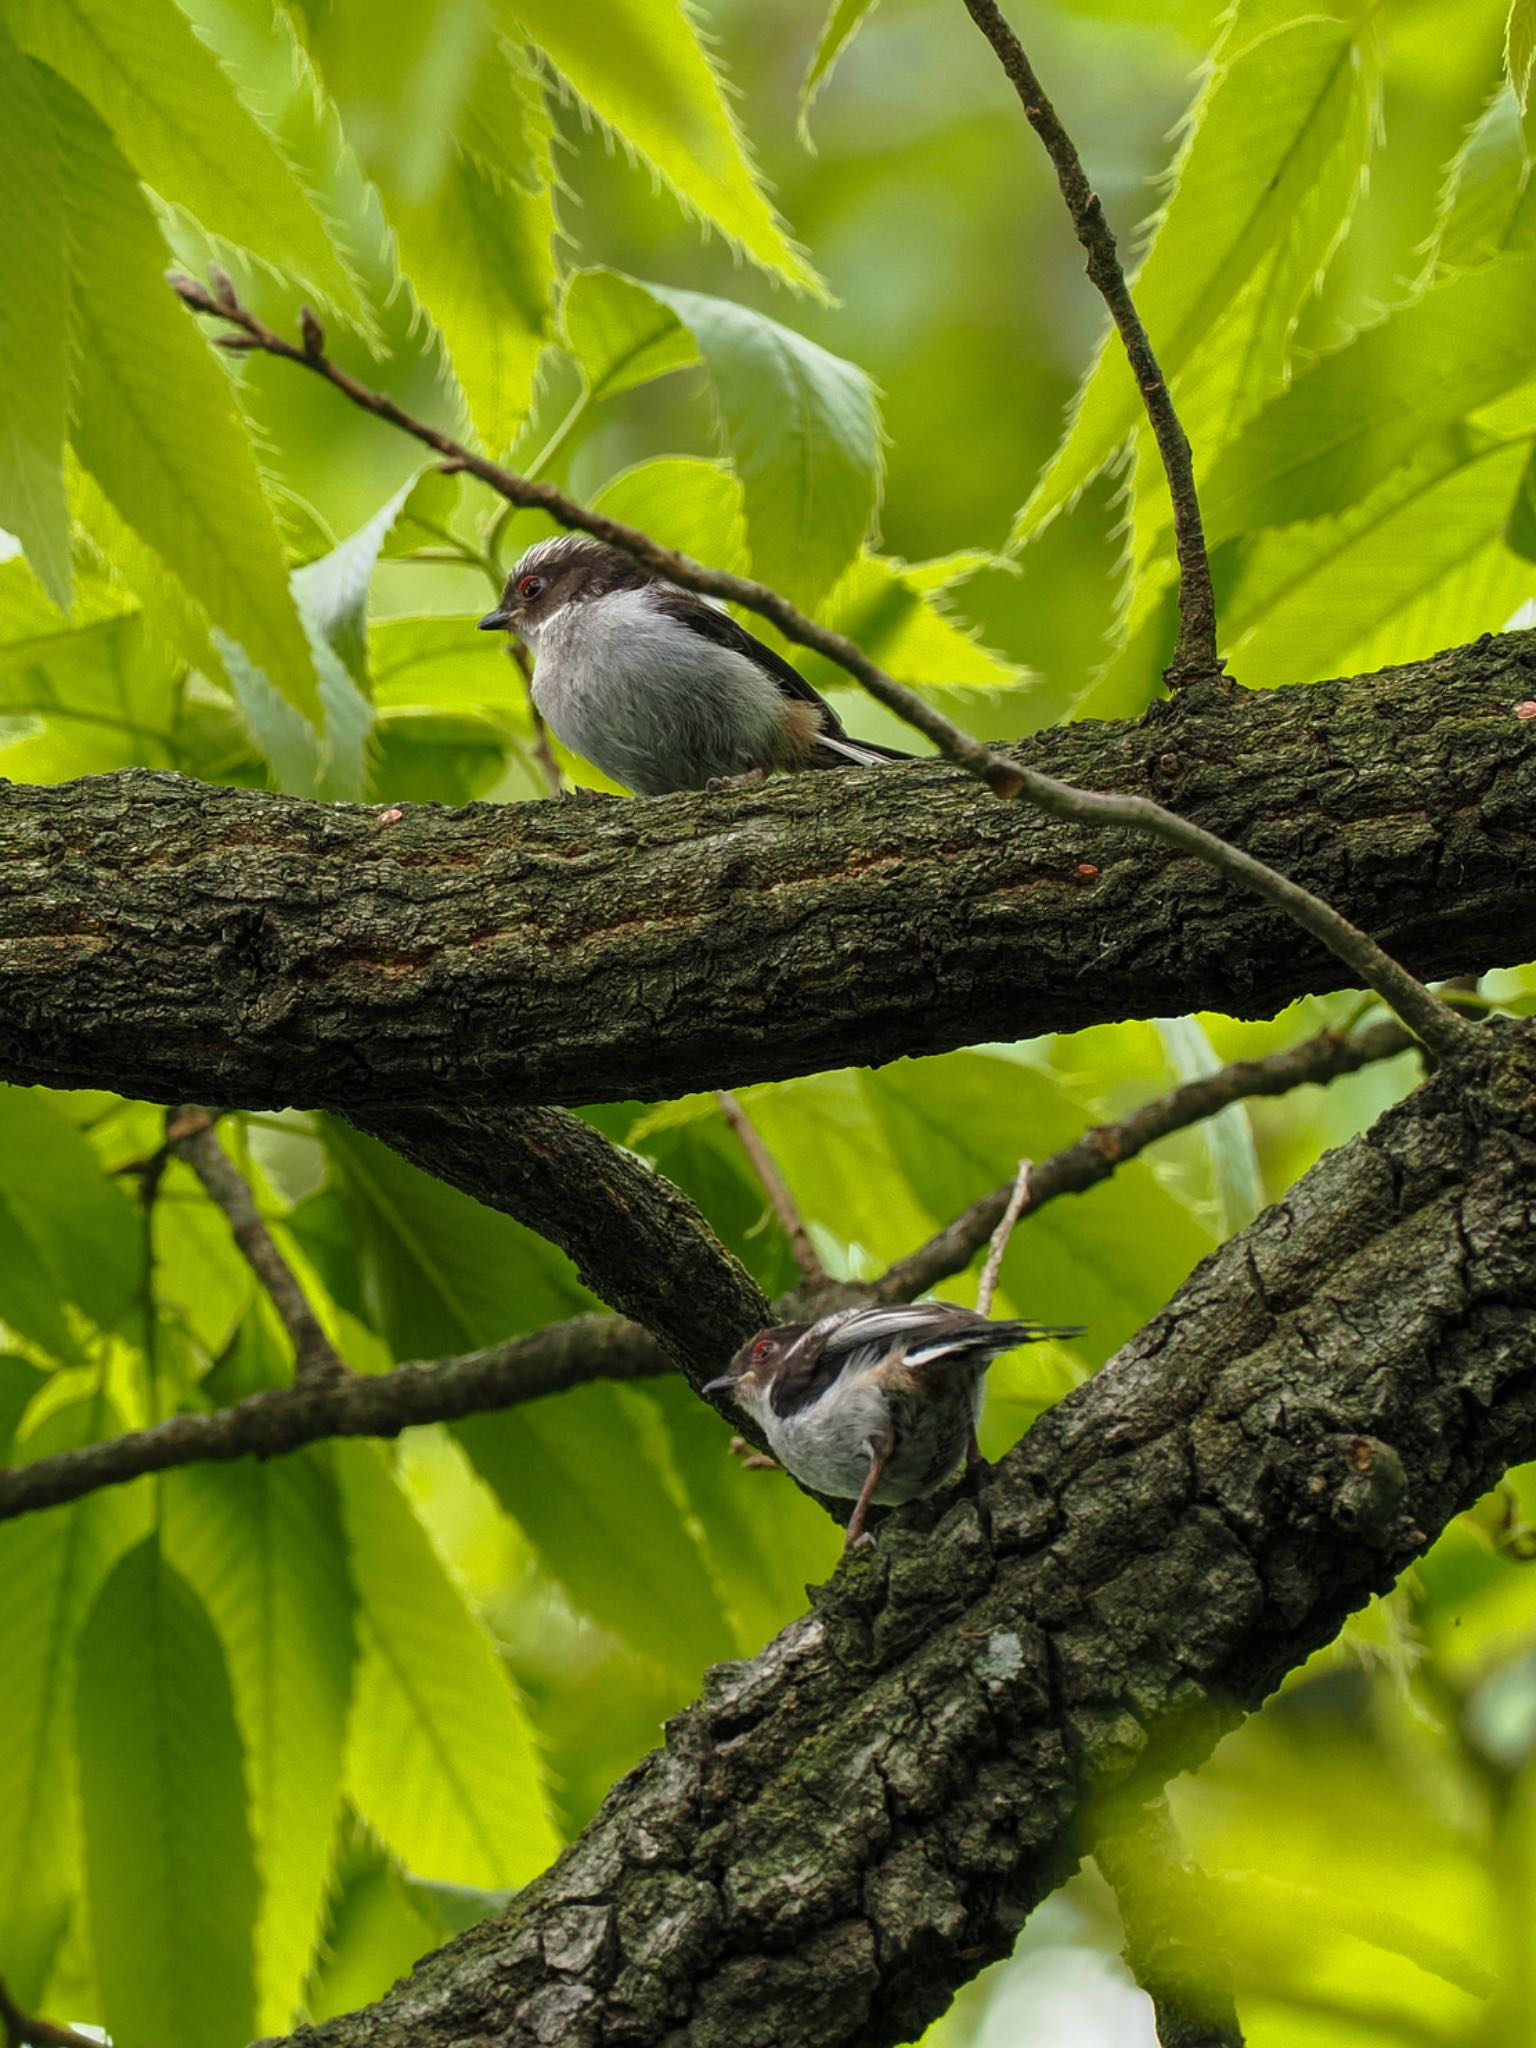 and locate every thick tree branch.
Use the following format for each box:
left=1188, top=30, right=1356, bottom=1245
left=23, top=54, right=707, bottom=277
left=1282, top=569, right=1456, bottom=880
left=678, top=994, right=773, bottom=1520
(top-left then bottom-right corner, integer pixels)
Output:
left=1, top=641, right=1524, bottom=1111
left=343, top=1106, right=769, bottom=1394
left=257, top=1022, right=1536, bottom=2048
left=958, top=0, right=1219, bottom=690
left=0, top=1317, right=669, bottom=1523
left=0, top=1018, right=1415, bottom=1523
left=877, top=1017, right=1414, bottom=1302
left=167, top=1106, right=347, bottom=1382
left=168, top=281, right=1466, bottom=1054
